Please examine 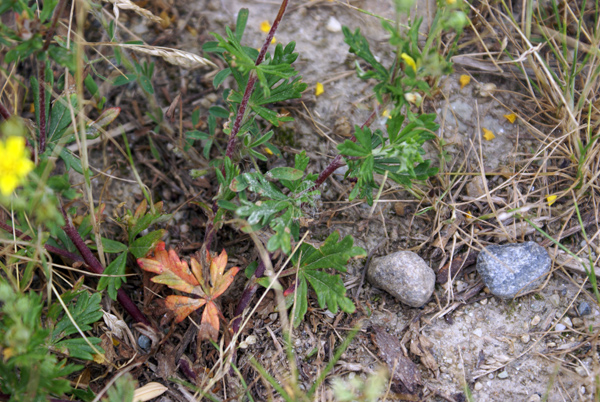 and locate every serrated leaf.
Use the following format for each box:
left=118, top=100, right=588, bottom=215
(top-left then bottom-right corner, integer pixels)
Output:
left=98, top=252, right=127, bottom=300
left=288, top=232, right=365, bottom=326
left=129, top=229, right=166, bottom=259
left=54, top=337, right=103, bottom=361
left=89, top=236, right=128, bottom=254
left=138, top=242, right=239, bottom=339
left=53, top=291, right=103, bottom=339
left=266, top=167, right=304, bottom=181
left=337, top=139, right=369, bottom=157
